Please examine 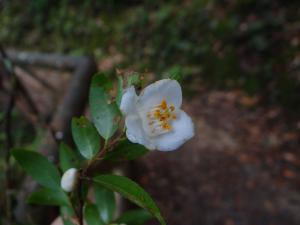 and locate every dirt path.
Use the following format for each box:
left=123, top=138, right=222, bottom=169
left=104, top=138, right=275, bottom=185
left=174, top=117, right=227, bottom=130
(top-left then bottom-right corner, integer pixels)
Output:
left=132, top=89, right=300, bottom=225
